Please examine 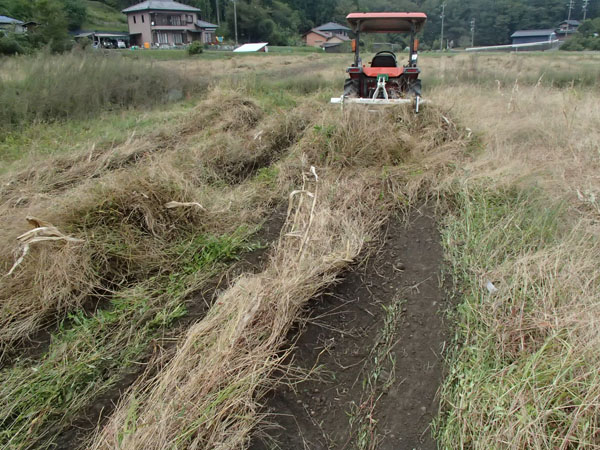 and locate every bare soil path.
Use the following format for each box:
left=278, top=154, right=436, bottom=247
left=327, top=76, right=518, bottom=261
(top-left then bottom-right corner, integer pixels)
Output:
left=252, top=206, right=448, bottom=449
